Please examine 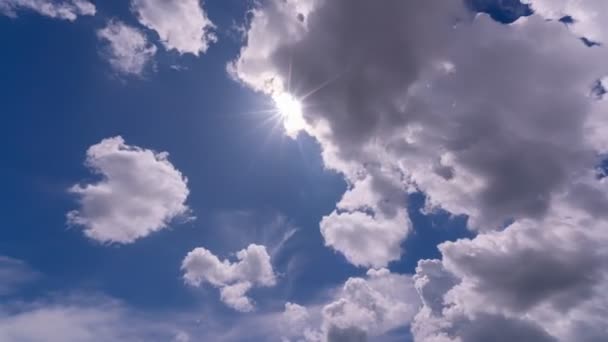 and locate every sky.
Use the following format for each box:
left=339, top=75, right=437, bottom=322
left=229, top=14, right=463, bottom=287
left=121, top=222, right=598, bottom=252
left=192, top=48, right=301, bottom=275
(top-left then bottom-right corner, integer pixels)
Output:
left=0, top=0, right=607, bottom=341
